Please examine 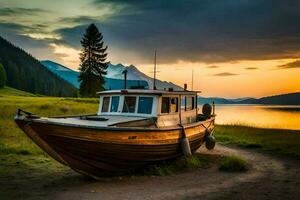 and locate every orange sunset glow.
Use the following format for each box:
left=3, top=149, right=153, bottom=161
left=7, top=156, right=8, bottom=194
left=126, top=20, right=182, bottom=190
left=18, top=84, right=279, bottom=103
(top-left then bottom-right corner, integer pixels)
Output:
left=1, top=0, right=300, bottom=98
left=52, top=49, right=300, bottom=98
